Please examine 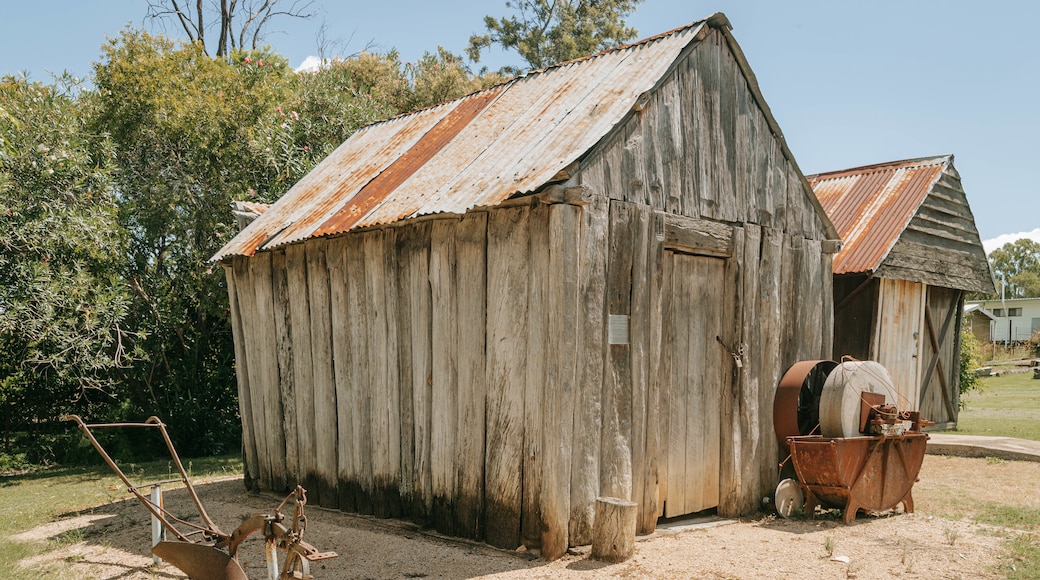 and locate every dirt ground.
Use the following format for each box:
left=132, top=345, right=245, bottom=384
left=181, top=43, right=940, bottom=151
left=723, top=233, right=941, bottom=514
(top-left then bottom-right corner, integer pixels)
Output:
left=16, top=454, right=1040, bottom=579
